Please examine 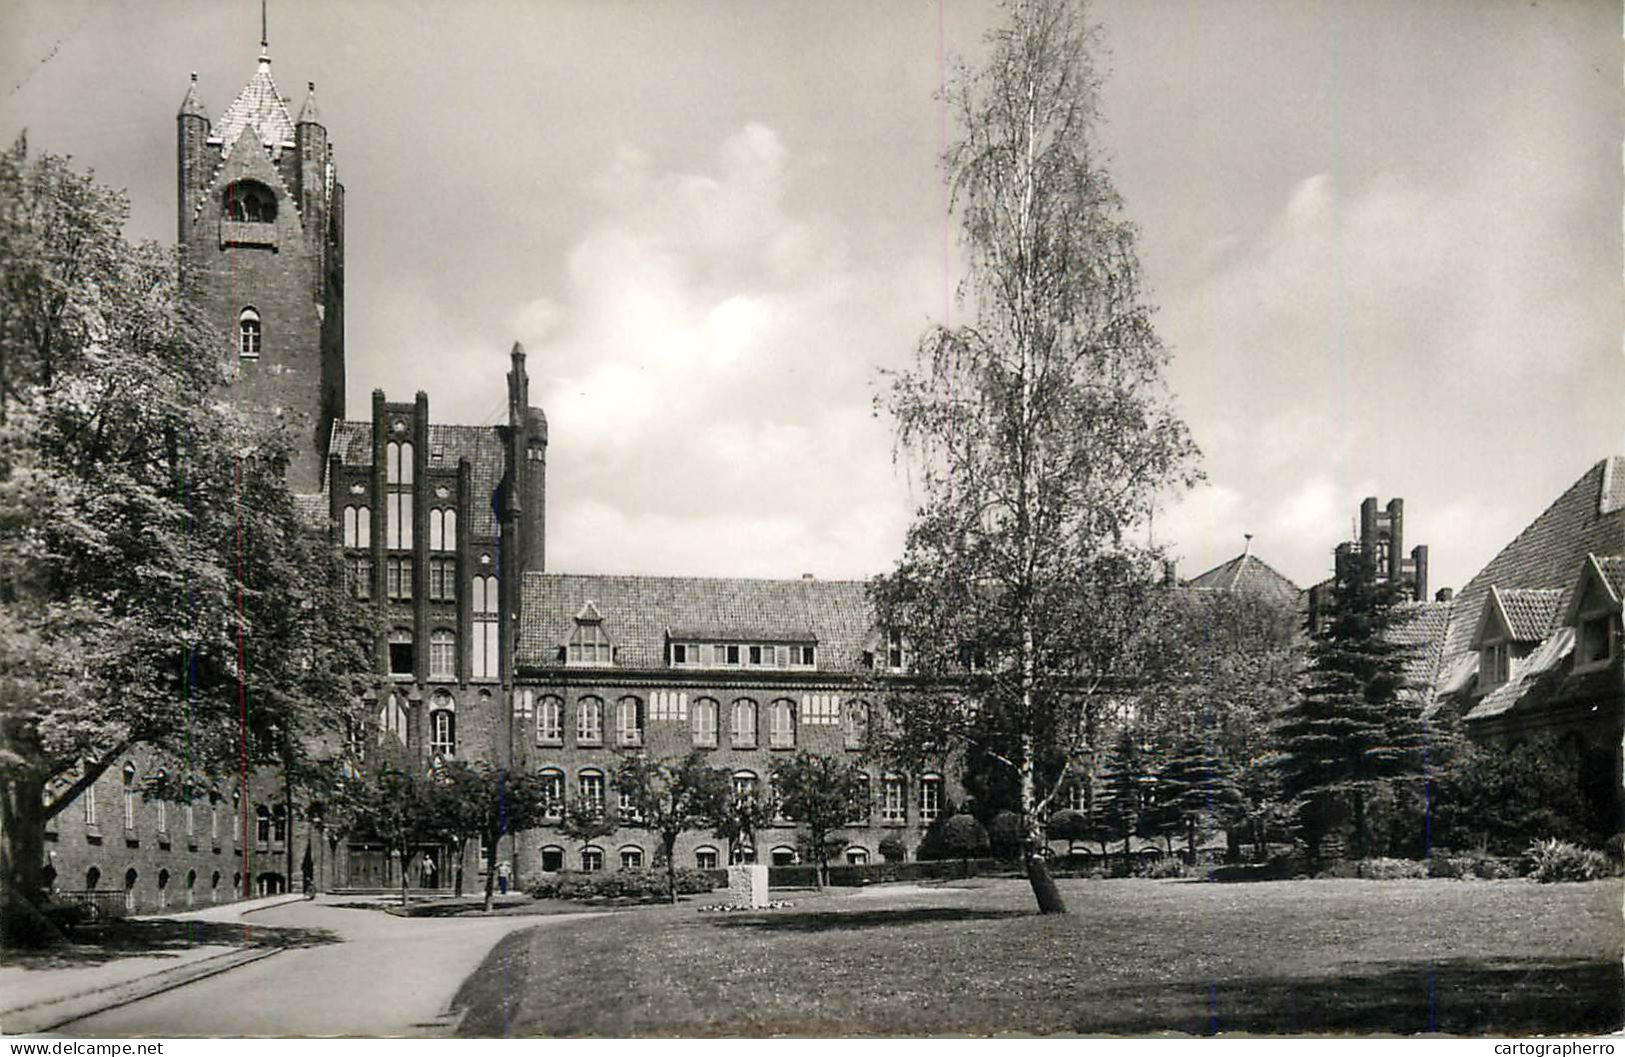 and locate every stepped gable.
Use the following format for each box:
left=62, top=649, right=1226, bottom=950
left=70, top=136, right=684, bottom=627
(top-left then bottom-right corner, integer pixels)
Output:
left=518, top=573, right=875, bottom=671
left=328, top=420, right=508, bottom=537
